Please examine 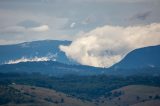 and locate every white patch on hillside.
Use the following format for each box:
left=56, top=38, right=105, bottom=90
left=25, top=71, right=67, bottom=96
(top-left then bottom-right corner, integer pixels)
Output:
left=4, top=54, right=57, bottom=64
